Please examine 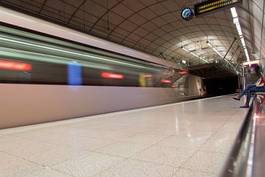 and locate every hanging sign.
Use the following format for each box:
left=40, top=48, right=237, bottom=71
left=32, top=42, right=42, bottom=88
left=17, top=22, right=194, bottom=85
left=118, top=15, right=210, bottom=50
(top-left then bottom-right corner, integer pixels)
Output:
left=194, top=0, right=241, bottom=16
